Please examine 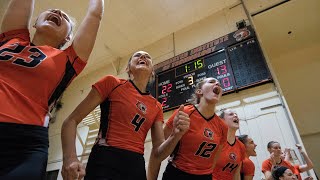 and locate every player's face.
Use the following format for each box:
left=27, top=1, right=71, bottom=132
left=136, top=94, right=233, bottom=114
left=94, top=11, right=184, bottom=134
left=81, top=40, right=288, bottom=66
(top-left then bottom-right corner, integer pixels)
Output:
left=222, top=109, right=239, bottom=130
left=199, top=78, right=222, bottom=104
left=35, top=9, right=72, bottom=46
left=245, top=137, right=257, bottom=156
left=280, top=169, right=297, bottom=180
left=128, top=51, right=153, bottom=77
left=270, top=143, right=282, bottom=156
